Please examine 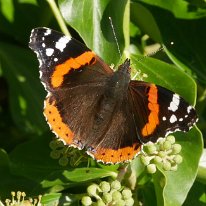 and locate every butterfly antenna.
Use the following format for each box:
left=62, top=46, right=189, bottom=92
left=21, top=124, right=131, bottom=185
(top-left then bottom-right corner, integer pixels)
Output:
left=109, top=17, right=121, bottom=59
